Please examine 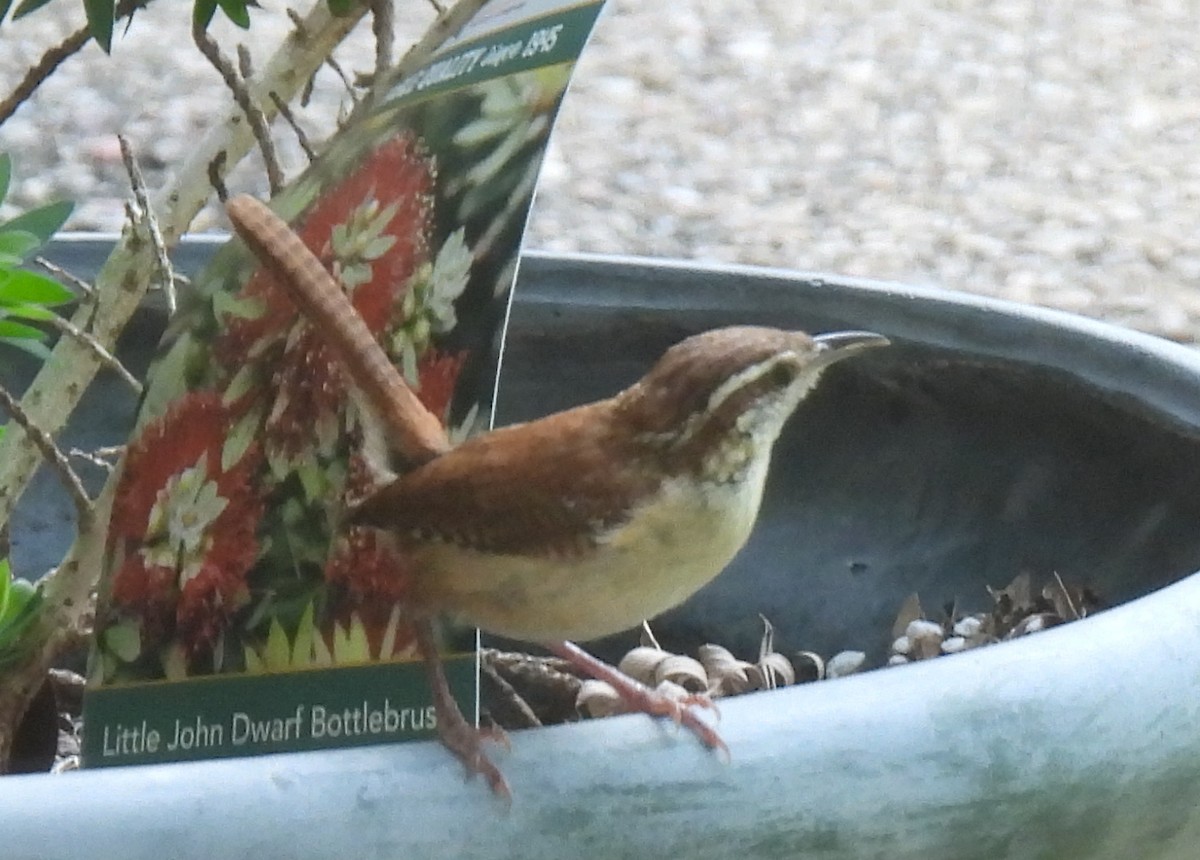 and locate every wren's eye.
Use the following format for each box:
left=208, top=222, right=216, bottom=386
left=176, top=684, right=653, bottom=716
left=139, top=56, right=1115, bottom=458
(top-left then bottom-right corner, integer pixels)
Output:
left=766, top=363, right=798, bottom=388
